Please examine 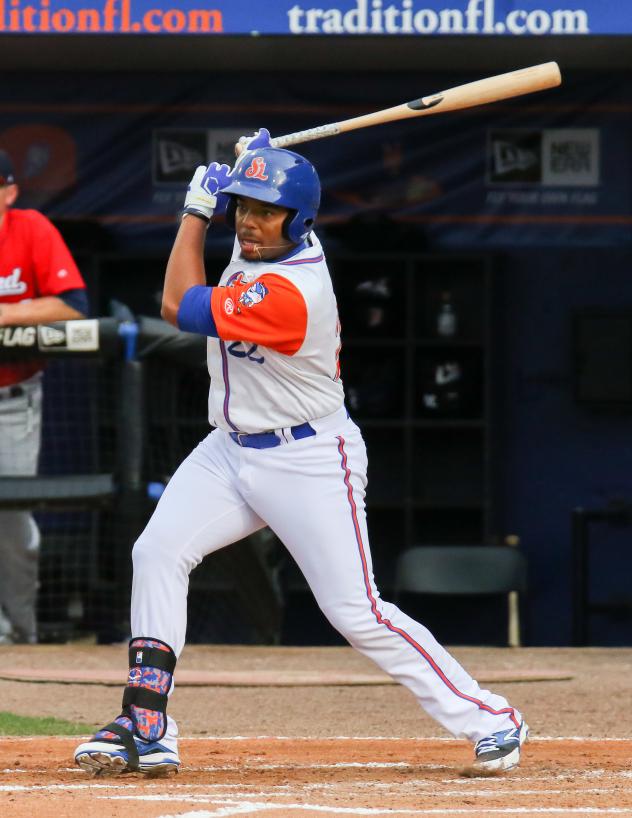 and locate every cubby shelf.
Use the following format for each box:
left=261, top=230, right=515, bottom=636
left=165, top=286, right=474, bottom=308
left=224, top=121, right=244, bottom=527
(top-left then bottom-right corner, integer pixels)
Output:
left=331, top=252, right=494, bottom=578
